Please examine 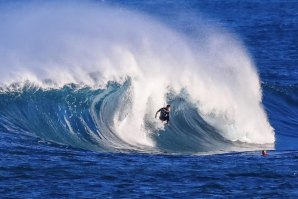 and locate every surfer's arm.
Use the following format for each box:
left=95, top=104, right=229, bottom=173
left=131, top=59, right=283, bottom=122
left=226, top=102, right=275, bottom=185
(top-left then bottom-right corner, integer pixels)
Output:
left=155, top=108, right=162, bottom=118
